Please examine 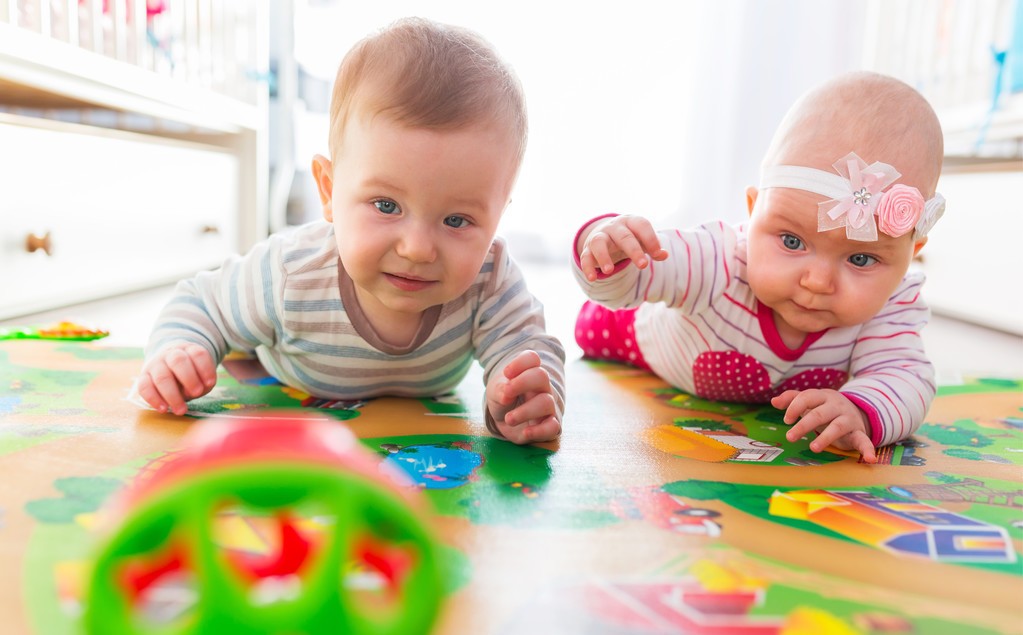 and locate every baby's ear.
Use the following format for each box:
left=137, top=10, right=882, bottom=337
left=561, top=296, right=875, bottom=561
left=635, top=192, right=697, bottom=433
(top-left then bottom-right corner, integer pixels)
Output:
left=311, top=155, right=335, bottom=221
left=745, top=186, right=759, bottom=216
left=912, top=236, right=928, bottom=256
